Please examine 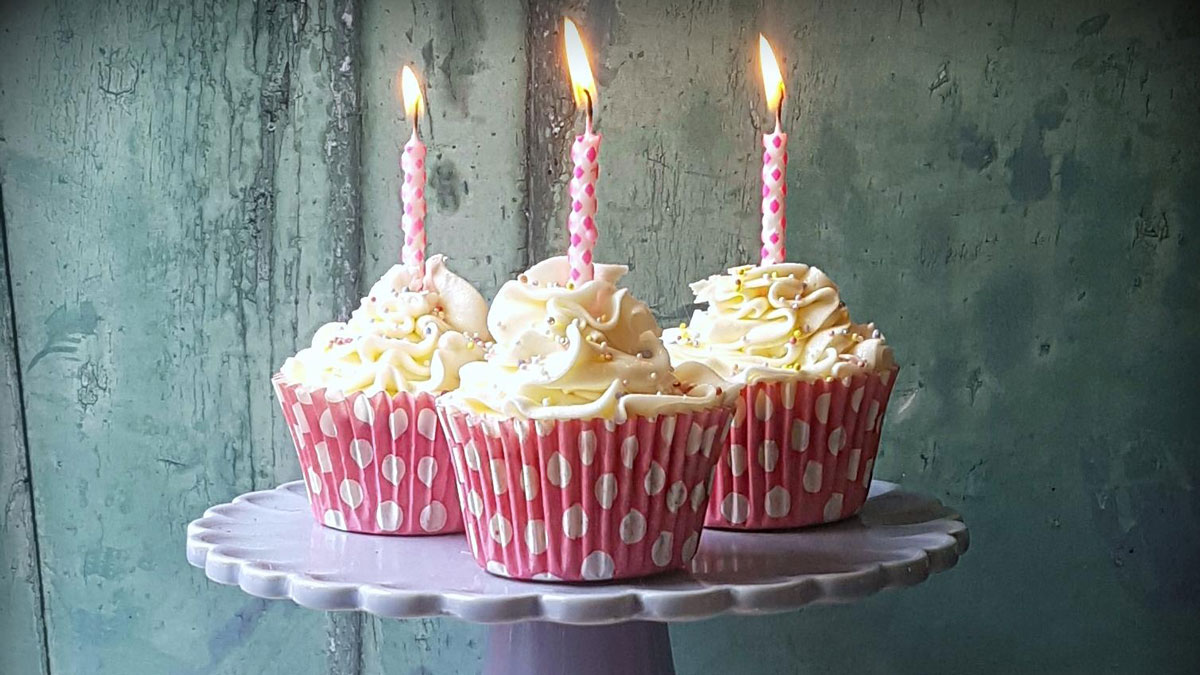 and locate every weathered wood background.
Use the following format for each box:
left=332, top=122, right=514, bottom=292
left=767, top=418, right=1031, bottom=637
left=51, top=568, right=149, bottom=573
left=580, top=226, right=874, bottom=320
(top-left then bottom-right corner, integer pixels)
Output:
left=2, top=0, right=1198, bottom=673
